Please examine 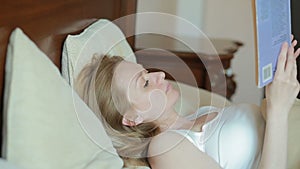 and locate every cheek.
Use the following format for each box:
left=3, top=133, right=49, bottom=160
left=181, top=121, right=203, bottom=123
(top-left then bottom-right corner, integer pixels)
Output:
left=139, top=89, right=168, bottom=121
left=166, top=89, right=179, bottom=107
